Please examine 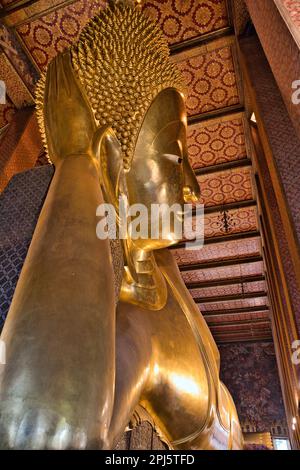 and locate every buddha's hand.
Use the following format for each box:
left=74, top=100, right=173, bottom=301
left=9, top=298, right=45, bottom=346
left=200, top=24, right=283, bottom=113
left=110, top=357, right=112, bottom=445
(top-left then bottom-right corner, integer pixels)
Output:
left=43, top=51, right=127, bottom=207
left=44, top=51, right=96, bottom=163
